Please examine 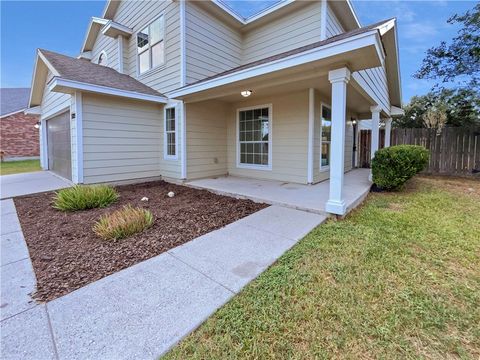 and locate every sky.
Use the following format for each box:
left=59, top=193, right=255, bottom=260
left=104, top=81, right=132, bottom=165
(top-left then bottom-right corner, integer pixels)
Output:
left=0, top=0, right=476, bottom=103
